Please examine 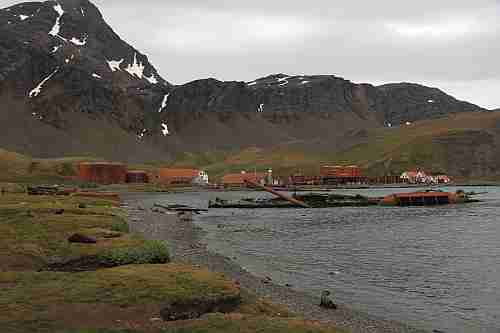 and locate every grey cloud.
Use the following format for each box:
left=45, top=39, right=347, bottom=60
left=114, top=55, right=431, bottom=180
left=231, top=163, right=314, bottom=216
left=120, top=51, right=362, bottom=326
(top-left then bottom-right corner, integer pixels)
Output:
left=1, top=0, right=499, bottom=108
